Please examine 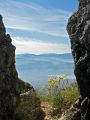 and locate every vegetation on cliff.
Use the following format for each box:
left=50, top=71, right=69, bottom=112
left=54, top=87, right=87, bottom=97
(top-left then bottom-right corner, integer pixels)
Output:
left=38, top=75, right=79, bottom=119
